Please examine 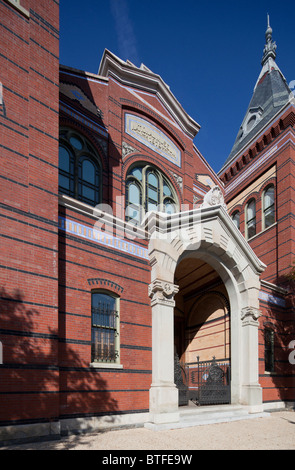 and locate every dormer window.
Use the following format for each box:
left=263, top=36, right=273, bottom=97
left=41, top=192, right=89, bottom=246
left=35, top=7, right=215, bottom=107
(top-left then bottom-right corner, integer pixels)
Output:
left=246, top=115, right=256, bottom=131
left=241, top=107, right=263, bottom=139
